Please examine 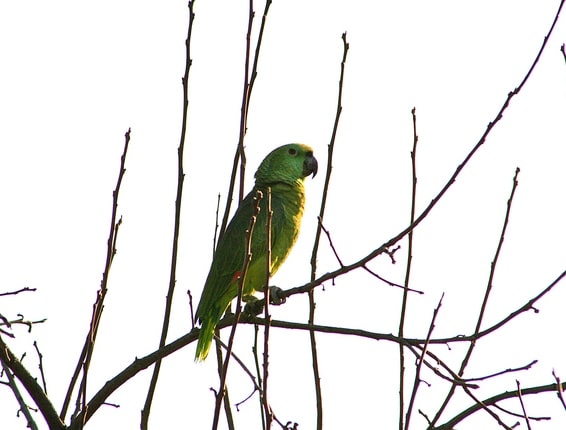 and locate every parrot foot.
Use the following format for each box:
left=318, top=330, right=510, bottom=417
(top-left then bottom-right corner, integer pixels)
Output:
left=242, top=287, right=287, bottom=316
left=268, top=286, right=286, bottom=305
left=243, top=296, right=263, bottom=316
